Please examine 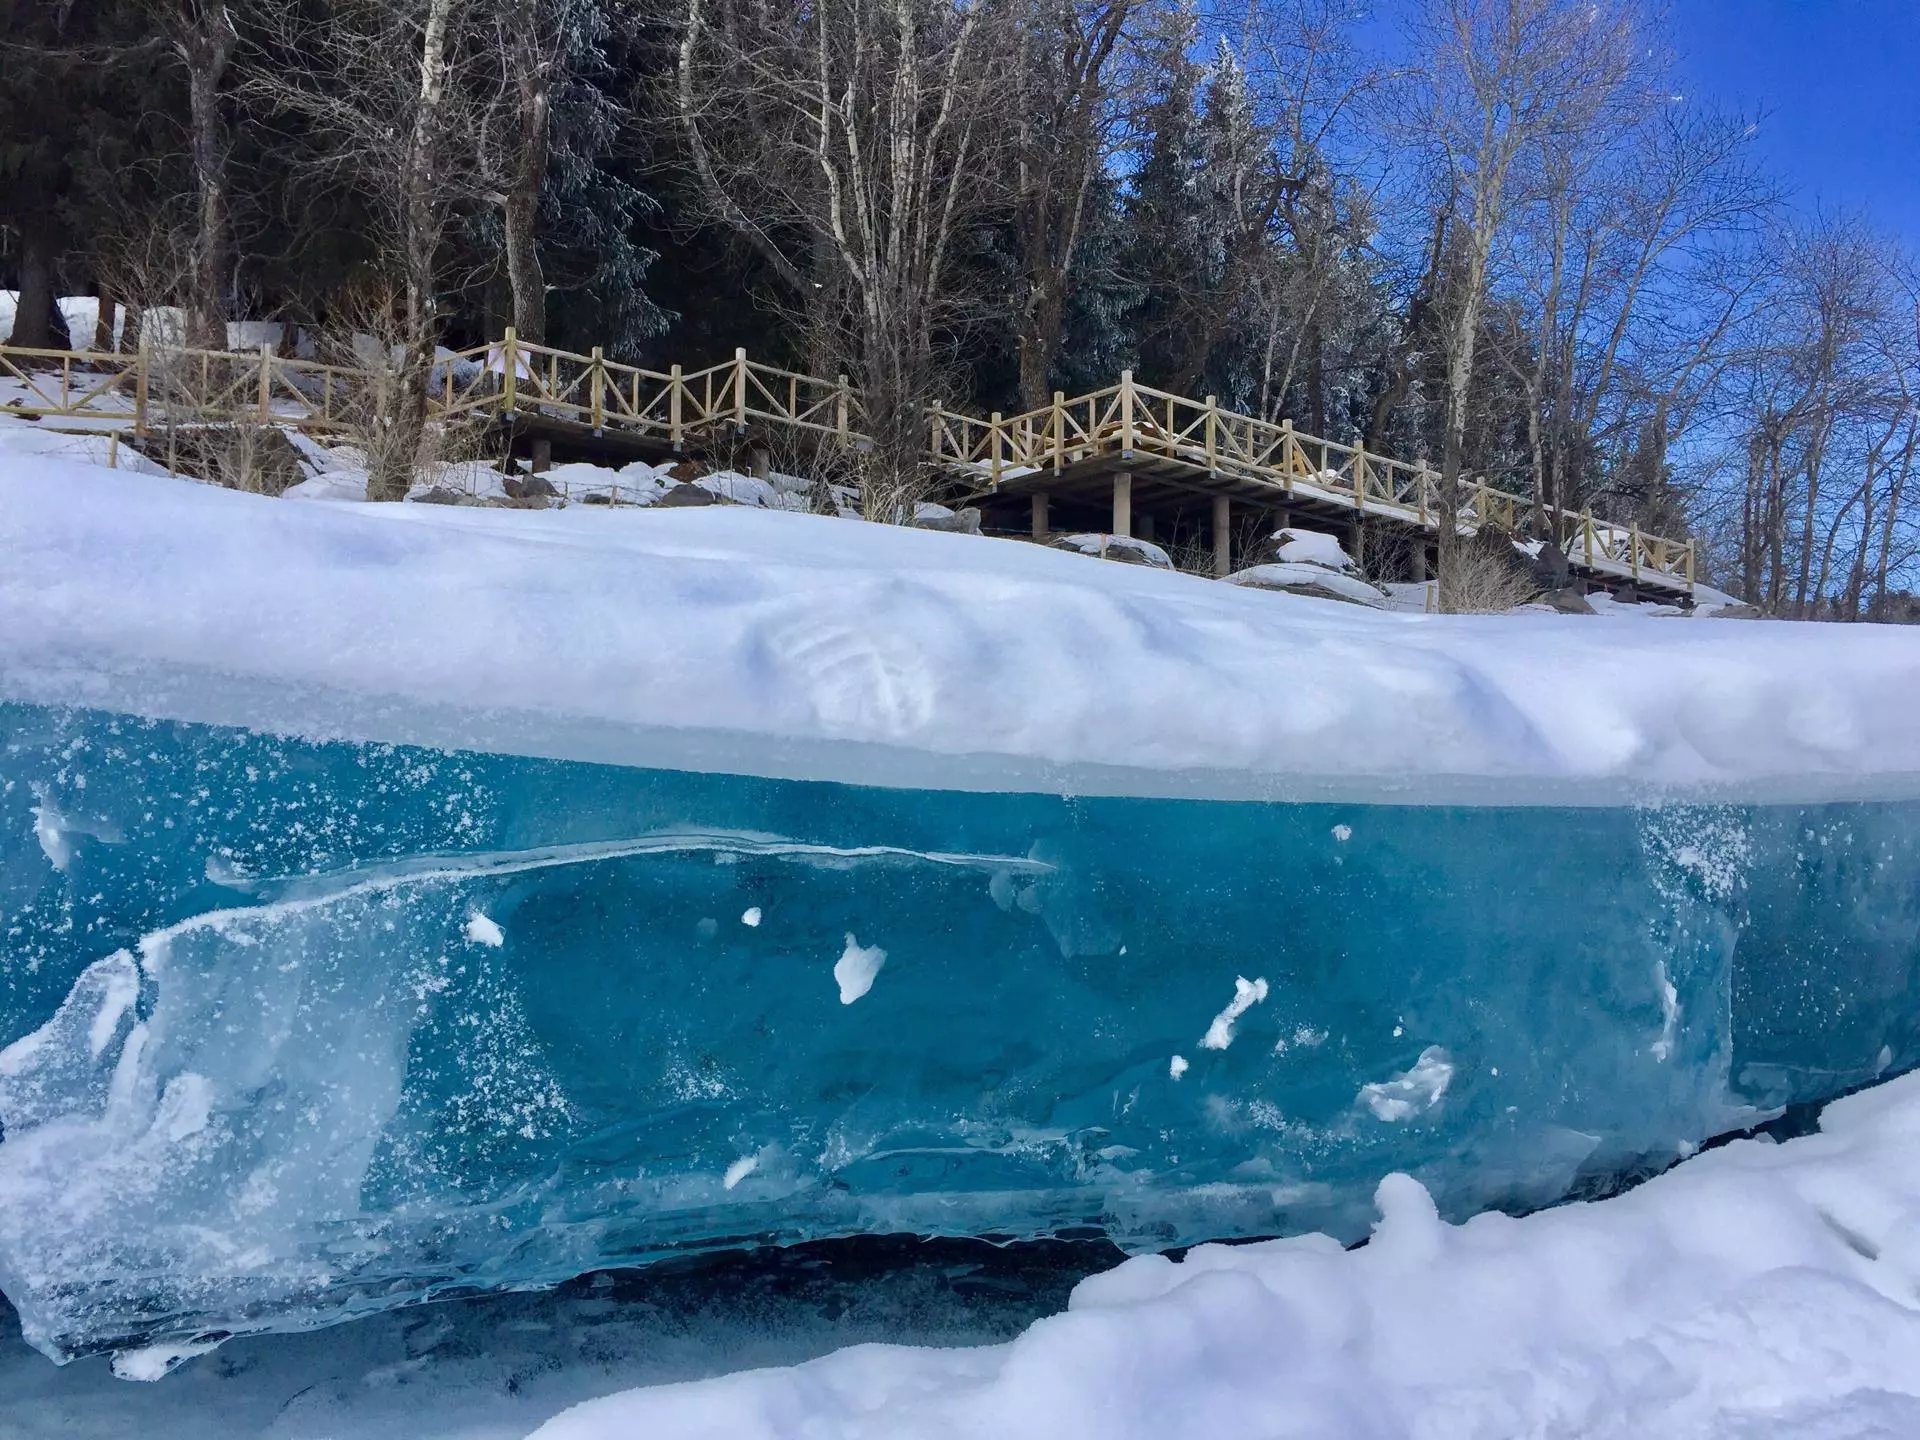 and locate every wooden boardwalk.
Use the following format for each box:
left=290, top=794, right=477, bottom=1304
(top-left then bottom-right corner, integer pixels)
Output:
left=0, top=332, right=1695, bottom=595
